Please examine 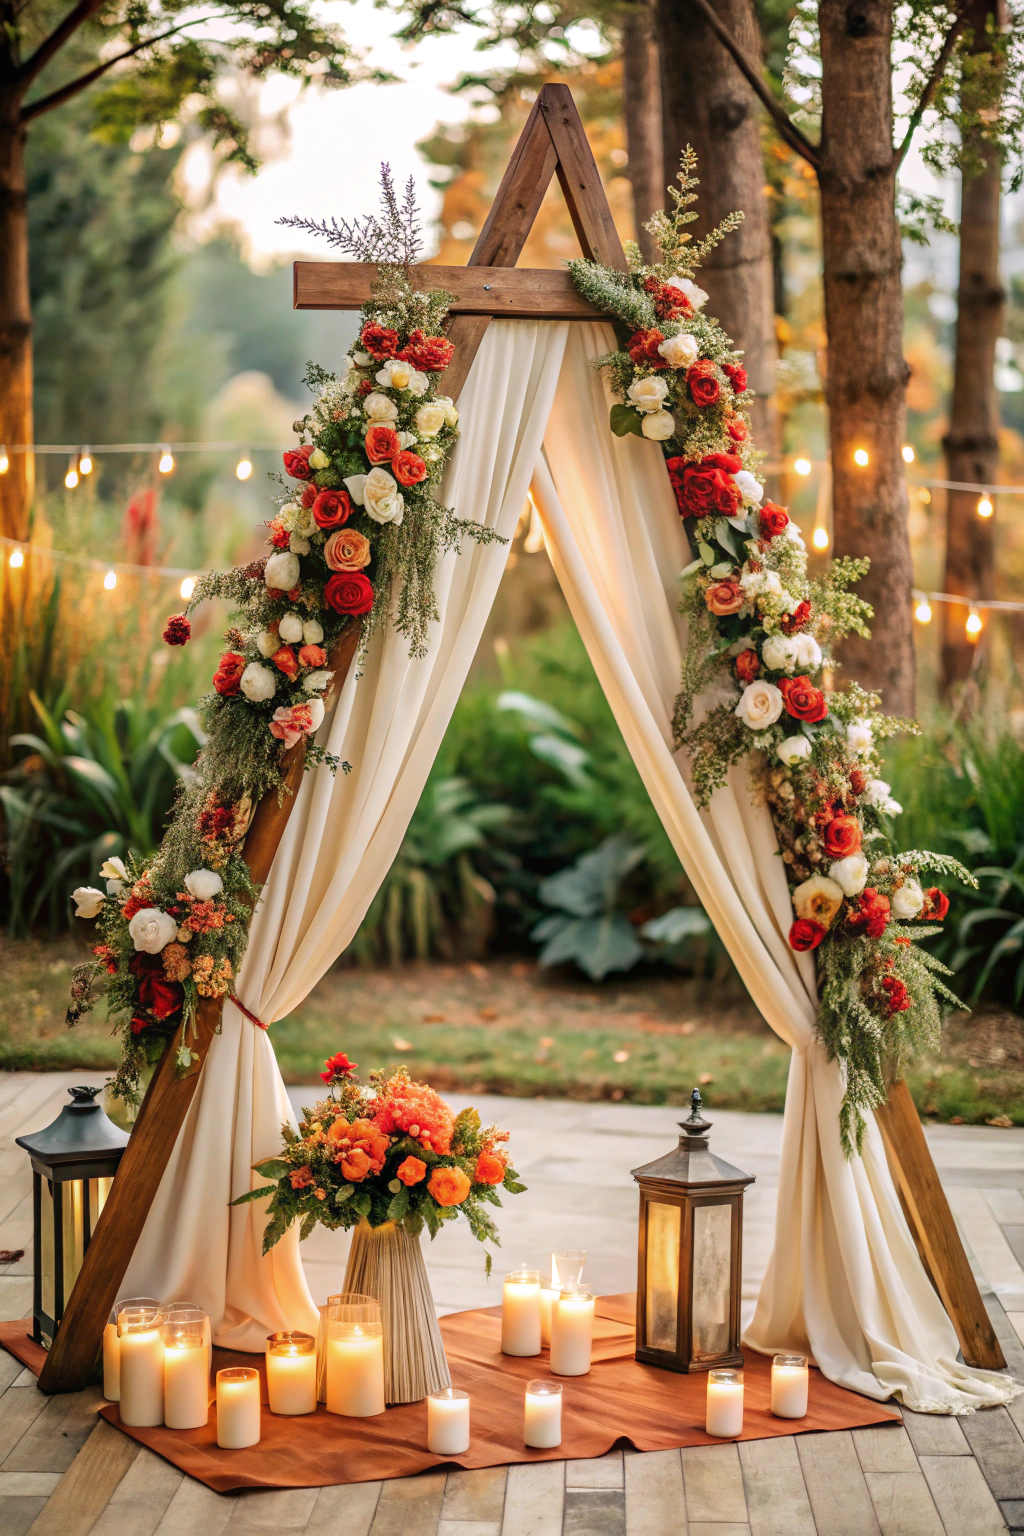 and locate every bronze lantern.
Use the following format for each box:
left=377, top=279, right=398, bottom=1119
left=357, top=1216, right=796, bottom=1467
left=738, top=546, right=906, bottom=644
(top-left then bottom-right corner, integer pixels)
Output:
left=16, top=1085, right=128, bottom=1348
left=632, top=1088, right=753, bottom=1374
